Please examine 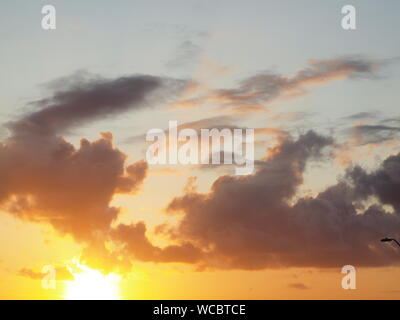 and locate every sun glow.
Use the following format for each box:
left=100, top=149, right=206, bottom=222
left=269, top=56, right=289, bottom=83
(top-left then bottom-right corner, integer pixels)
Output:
left=64, top=263, right=121, bottom=300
